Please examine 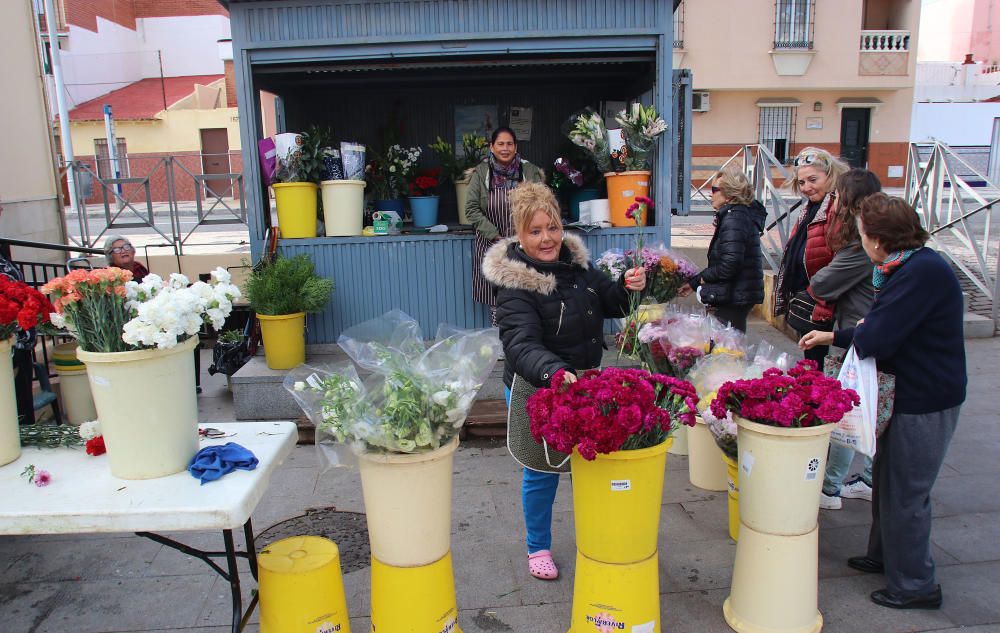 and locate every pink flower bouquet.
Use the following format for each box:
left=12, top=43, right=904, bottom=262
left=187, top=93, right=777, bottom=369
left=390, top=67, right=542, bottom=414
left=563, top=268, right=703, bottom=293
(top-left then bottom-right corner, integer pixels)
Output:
left=711, top=360, right=860, bottom=429
left=526, top=367, right=699, bottom=460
